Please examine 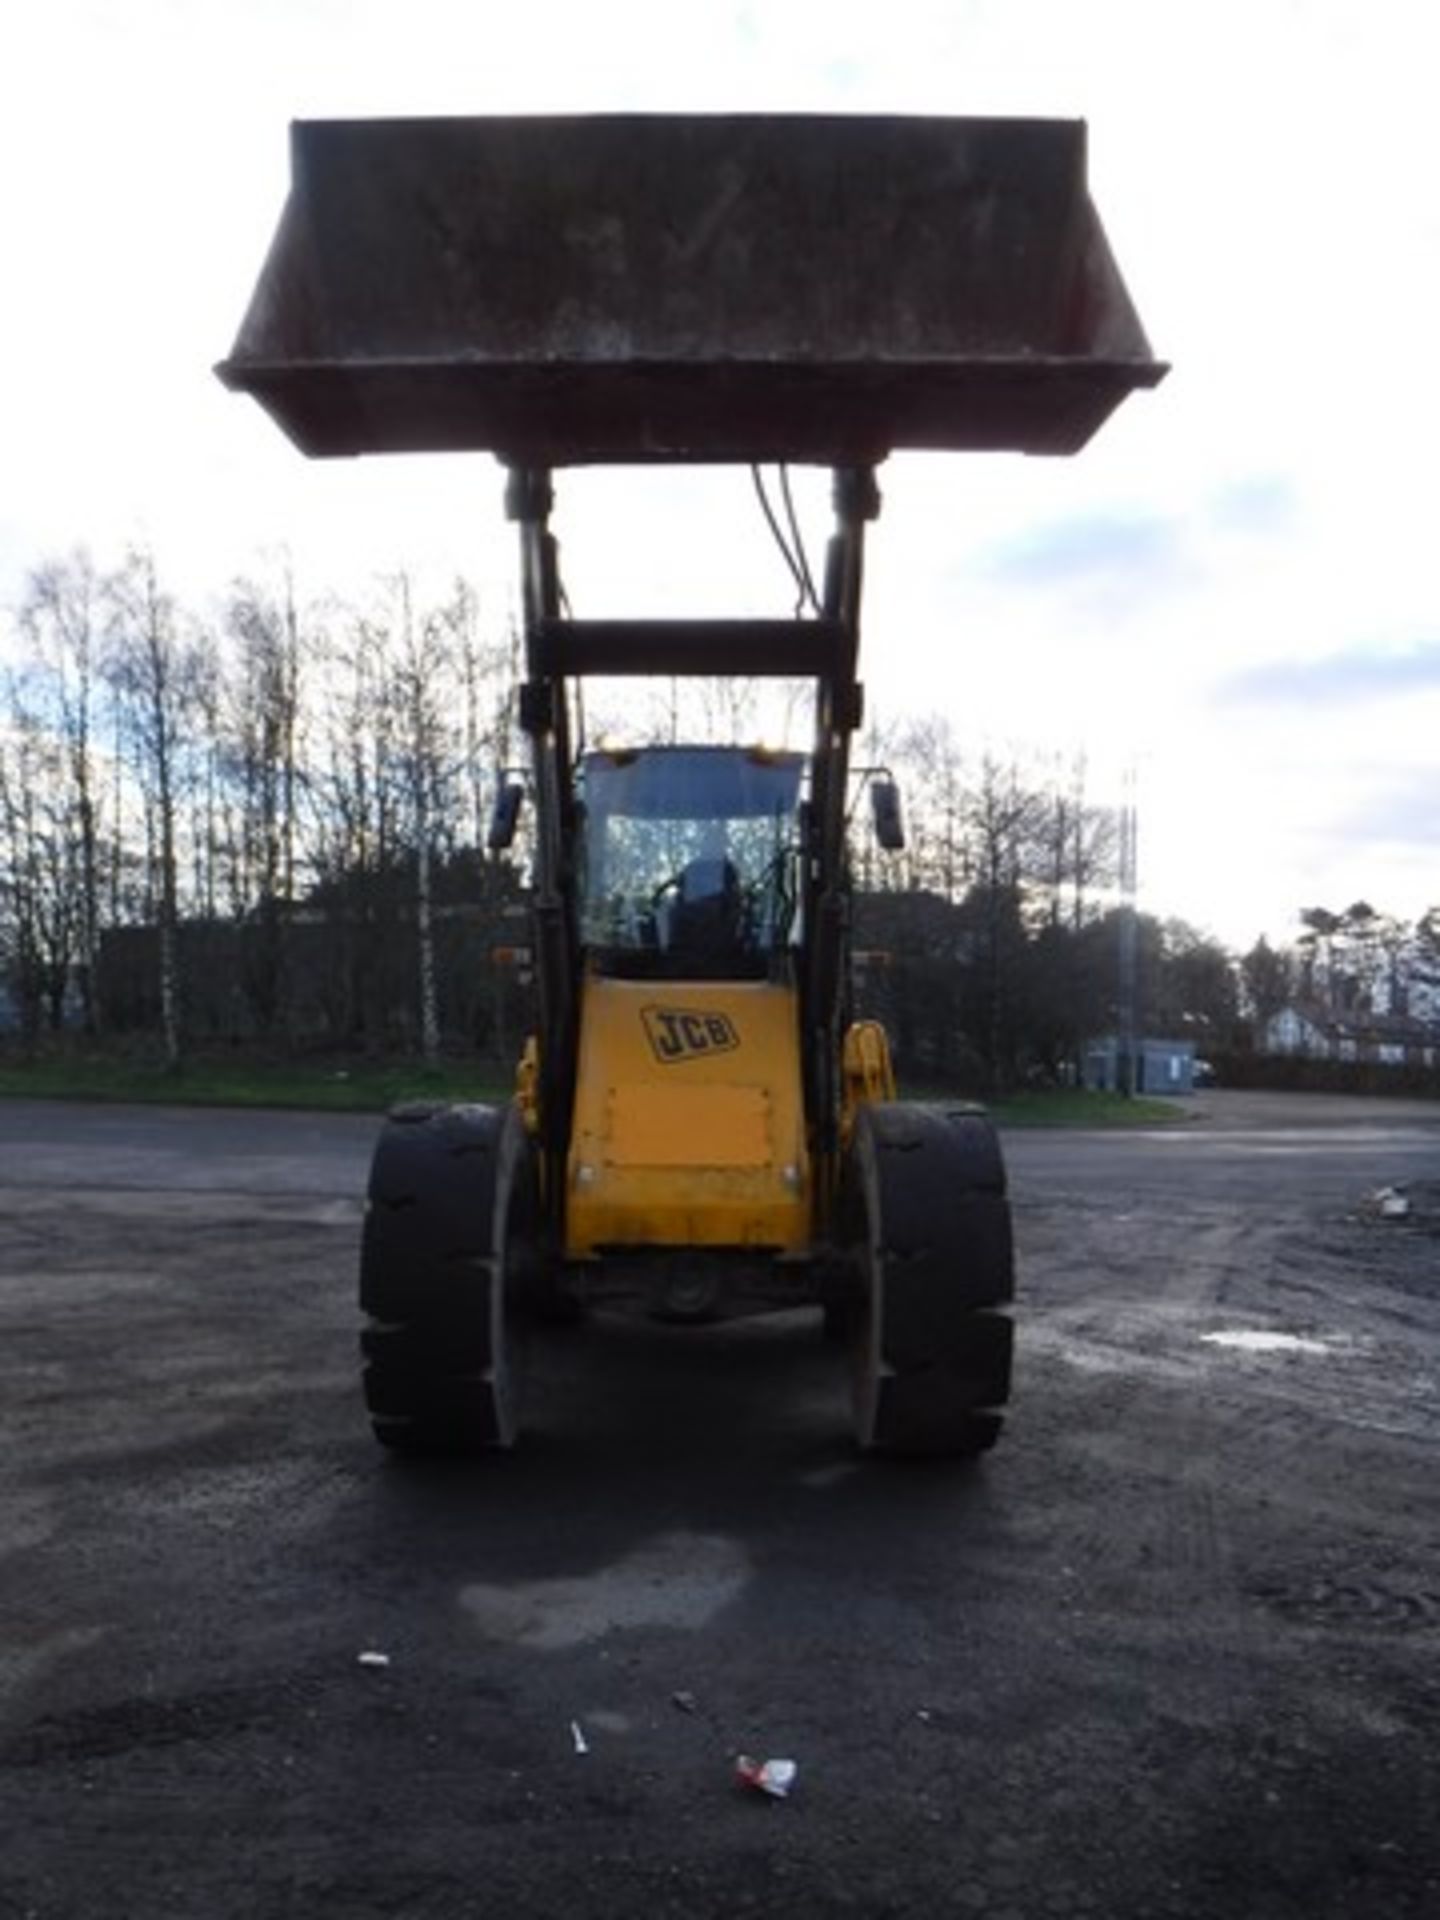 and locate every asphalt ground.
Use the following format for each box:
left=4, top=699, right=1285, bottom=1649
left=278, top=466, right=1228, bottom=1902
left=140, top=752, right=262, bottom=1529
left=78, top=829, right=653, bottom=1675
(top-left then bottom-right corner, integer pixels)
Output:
left=0, top=1093, right=1436, bottom=1919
